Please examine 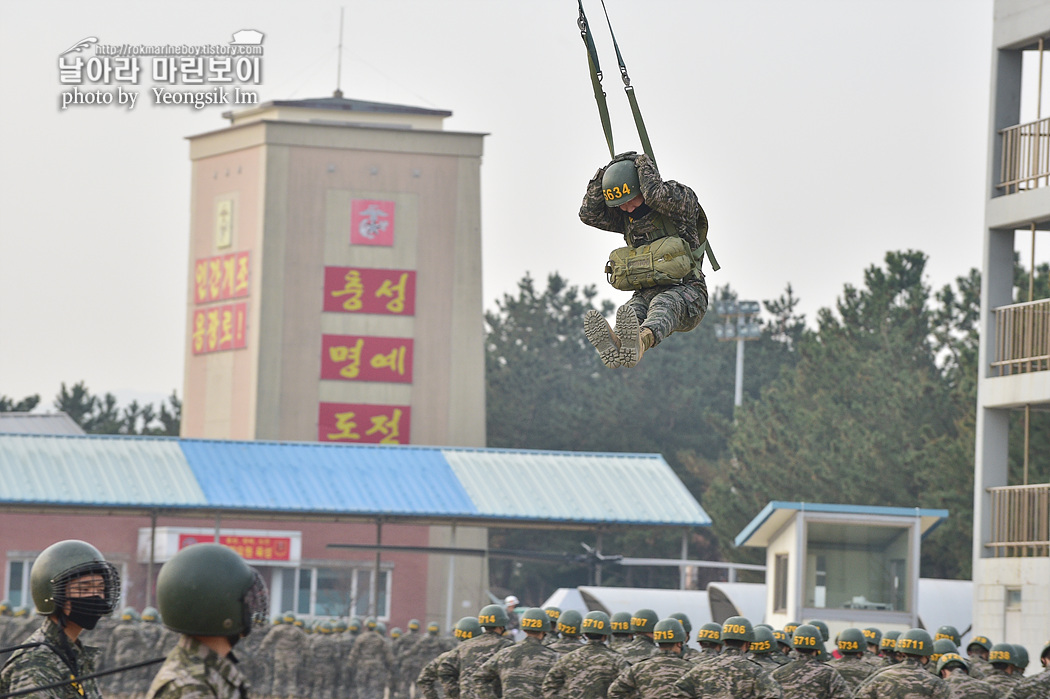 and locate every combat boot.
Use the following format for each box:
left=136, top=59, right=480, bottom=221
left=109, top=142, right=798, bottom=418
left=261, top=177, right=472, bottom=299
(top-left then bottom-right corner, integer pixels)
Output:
left=584, top=310, right=622, bottom=368
left=614, top=305, right=654, bottom=367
